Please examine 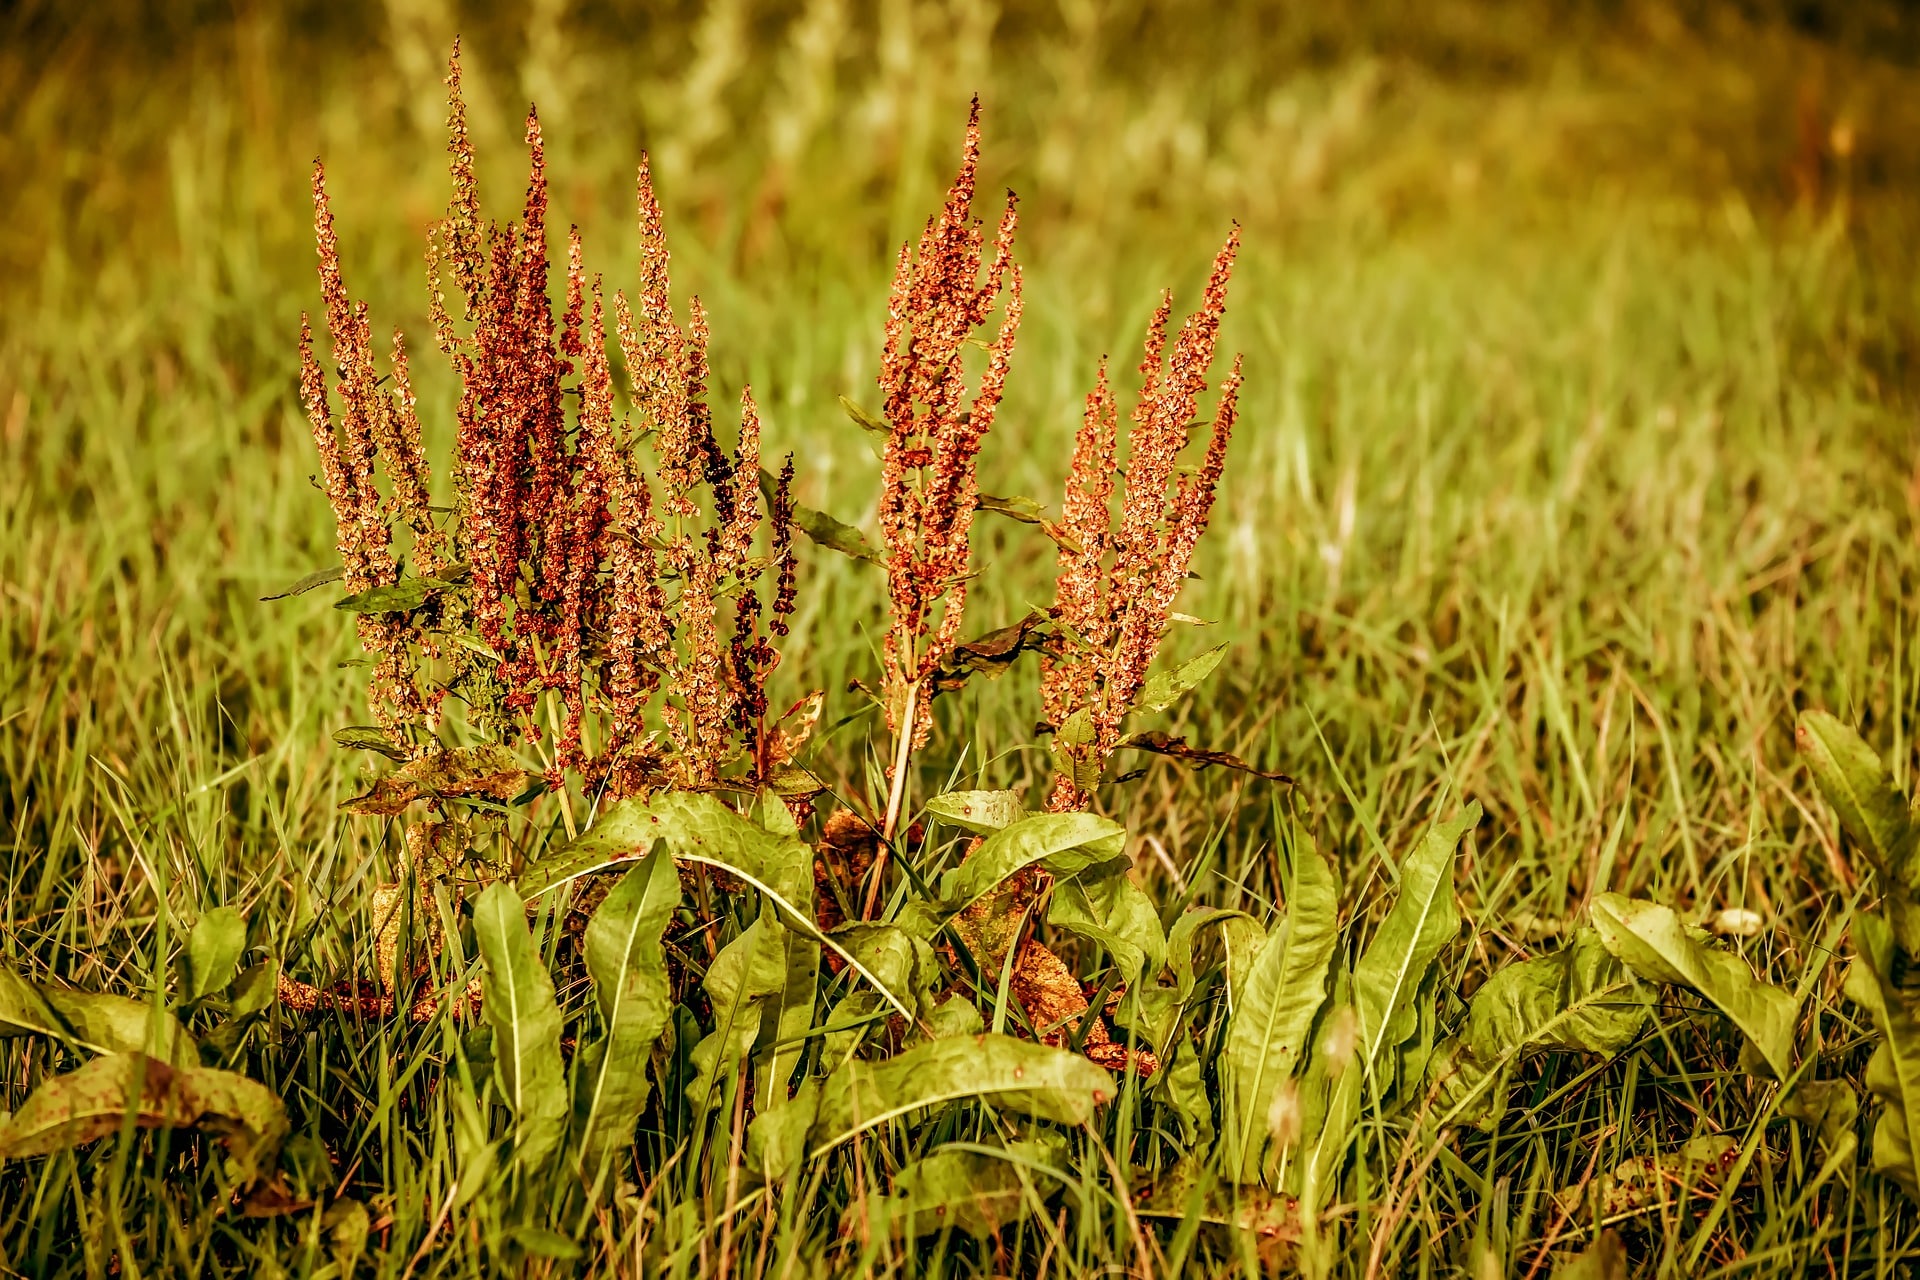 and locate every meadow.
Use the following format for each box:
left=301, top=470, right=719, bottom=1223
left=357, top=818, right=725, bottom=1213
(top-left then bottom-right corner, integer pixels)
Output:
left=4, top=1, right=1920, bottom=1275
